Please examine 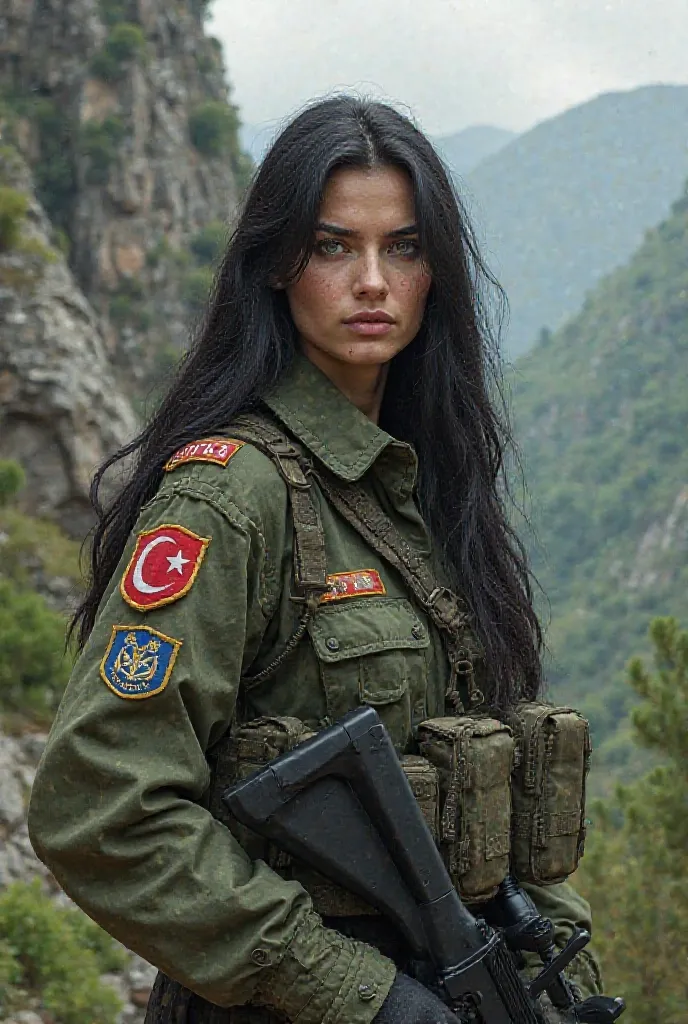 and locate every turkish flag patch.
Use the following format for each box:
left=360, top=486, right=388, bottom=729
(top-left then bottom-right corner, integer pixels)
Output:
left=120, top=524, right=211, bottom=612
left=164, top=438, right=244, bottom=472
